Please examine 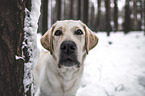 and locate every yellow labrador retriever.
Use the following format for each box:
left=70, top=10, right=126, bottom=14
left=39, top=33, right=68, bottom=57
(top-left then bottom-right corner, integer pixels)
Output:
left=33, top=20, right=98, bottom=96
